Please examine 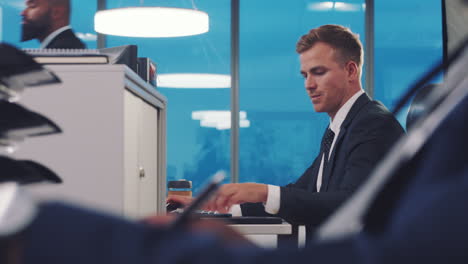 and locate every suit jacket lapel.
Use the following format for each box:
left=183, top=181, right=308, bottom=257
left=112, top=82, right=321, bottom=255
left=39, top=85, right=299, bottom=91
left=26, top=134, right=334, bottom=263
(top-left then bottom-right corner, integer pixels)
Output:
left=306, top=156, right=321, bottom=192
left=322, top=93, right=371, bottom=191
